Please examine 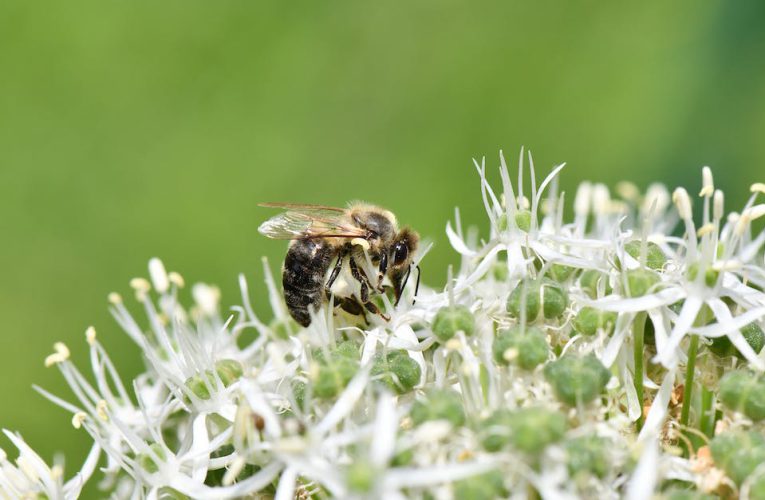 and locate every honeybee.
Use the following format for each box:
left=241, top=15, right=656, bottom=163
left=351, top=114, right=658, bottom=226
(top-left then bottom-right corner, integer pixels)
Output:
left=258, top=202, right=420, bottom=327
